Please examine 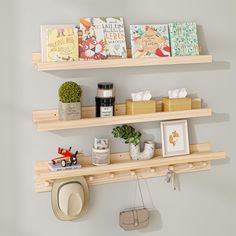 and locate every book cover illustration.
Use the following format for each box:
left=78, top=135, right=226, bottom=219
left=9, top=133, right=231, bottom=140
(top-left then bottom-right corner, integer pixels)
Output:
left=169, top=22, right=199, bottom=56
left=130, top=24, right=171, bottom=58
left=79, top=18, right=107, bottom=60
left=92, top=17, right=127, bottom=58
left=41, top=25, right=78, bottom=62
